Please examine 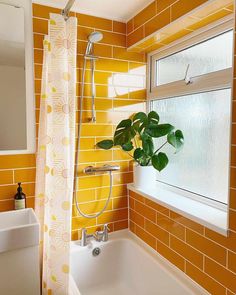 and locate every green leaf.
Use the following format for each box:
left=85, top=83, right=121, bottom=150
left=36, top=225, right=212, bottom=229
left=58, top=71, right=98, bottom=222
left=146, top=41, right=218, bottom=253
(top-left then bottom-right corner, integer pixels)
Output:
left=145, top=124, right=174, bottom=138
left=134, top=148, right=144, bottom=160
left=114, top=119, right=135, bottom=146
left=167, top=130, right=184, bottom=152
left=142, top=135, right=154, bottom=156
left=122, top=142, right=133, bottom=151
left=96, top=140, right=114, bottom=150
left=152, top=152, right=169, bottom=172
left=148, top=111, right=159, bottom=125
left=133, top=112, right=148, bottom=132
